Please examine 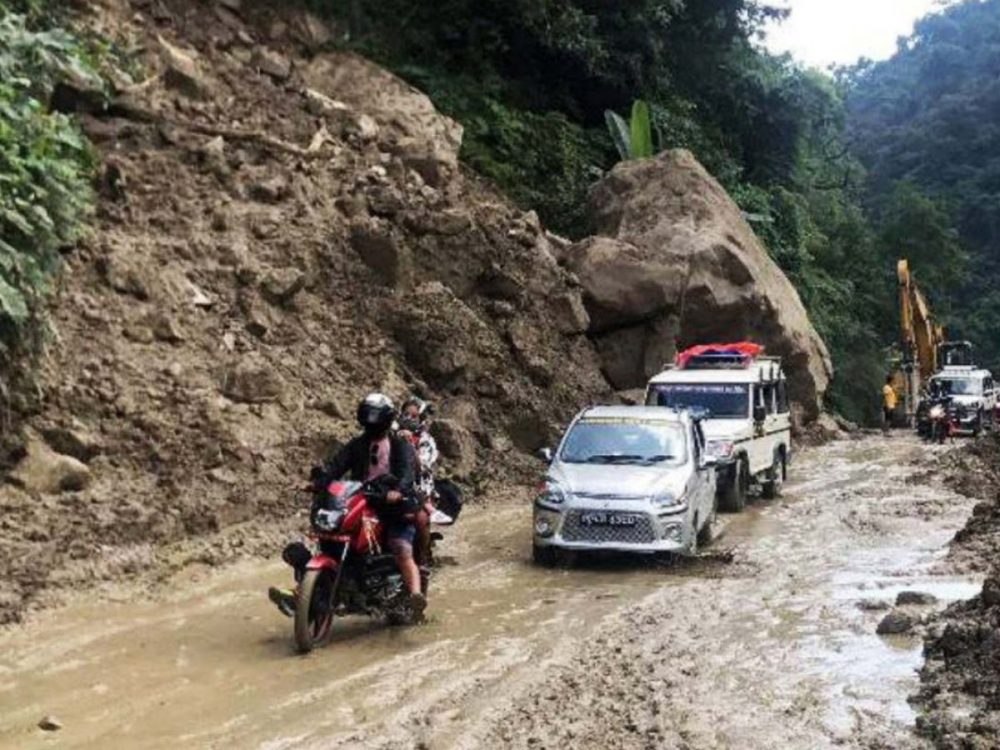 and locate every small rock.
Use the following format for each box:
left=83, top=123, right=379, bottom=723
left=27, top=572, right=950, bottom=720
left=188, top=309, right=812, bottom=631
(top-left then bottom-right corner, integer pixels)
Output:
left=550, top=291, right=590, bottom=335
left=877, top=610, right=916, bottom=635
left=289, top=10, right=332, bottom=51
left=857, top=599, right=892, bottom=612
left=303, top=88, right=348, bottom=117
left=314, top=398, right=346, bottom=419
left=208, top=467, right=238, bottom=485
left=188, top=282, right=214, bottom=309
left=982, top=577, right=1000, bottom=607
left=123, top=322, right=155, bottom=343
left=38, top=715, right=63, bottom=732
left=350, top=220, right=412, bottom=289
left=251, top=46, right=292, bottom=81
left=40, top=423, right=103, bottom=463
left=217, top=0, right=241, bottom=12
left=260, top=267, right=307, bottom=306
left=896, top=591, right=939, bottom=606
left=248, top=175, right=289, bottom=204
left=221, top=359, right=285, bottom=403
left=158, top=35, right=211, bottom=99
left=150, top=312, right=186, bottom=343
left=11, top=433, right=92, bottom=494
